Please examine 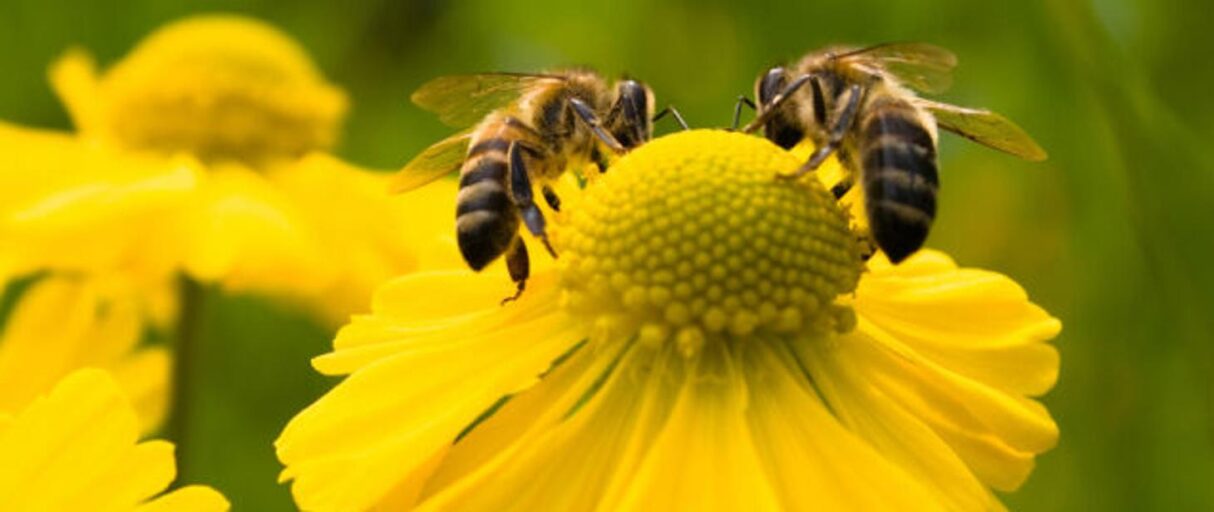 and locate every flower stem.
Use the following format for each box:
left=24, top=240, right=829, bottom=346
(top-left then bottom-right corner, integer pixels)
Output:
left=168, top=276, right=205, bottom=472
